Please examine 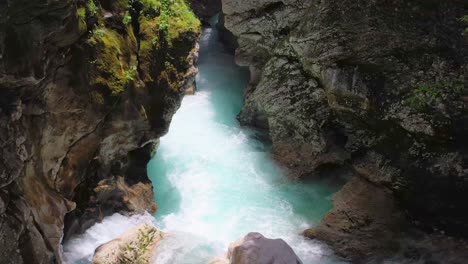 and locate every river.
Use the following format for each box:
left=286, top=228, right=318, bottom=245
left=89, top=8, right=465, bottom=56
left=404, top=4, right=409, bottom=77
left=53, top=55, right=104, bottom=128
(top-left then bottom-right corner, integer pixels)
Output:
left=63, top=21, right=344, bottom=264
